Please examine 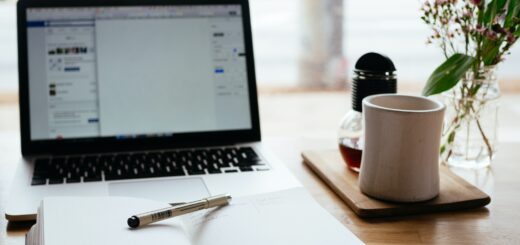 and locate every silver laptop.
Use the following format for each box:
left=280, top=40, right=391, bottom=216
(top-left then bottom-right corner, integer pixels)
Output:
left=6, top=0, right=300, bottom=221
